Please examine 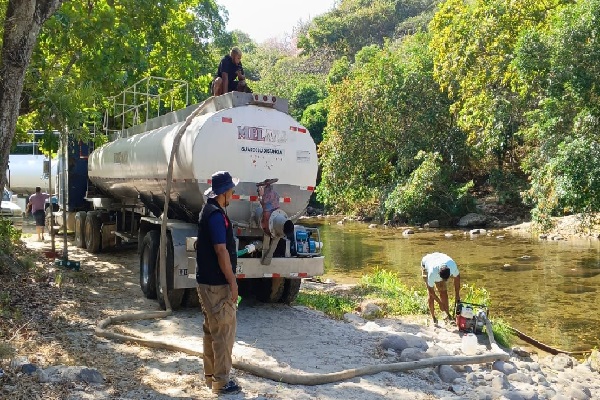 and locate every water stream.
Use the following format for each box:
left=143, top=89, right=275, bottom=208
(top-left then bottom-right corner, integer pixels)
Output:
left=306, top=217, right=600, bottom=352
